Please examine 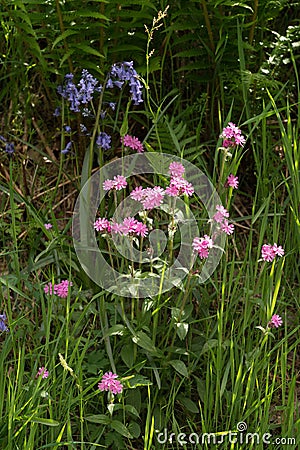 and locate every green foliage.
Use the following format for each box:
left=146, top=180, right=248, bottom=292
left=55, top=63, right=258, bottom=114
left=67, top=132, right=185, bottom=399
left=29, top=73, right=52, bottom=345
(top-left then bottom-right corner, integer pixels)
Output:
left=0, top=0, right=300, bottom=448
